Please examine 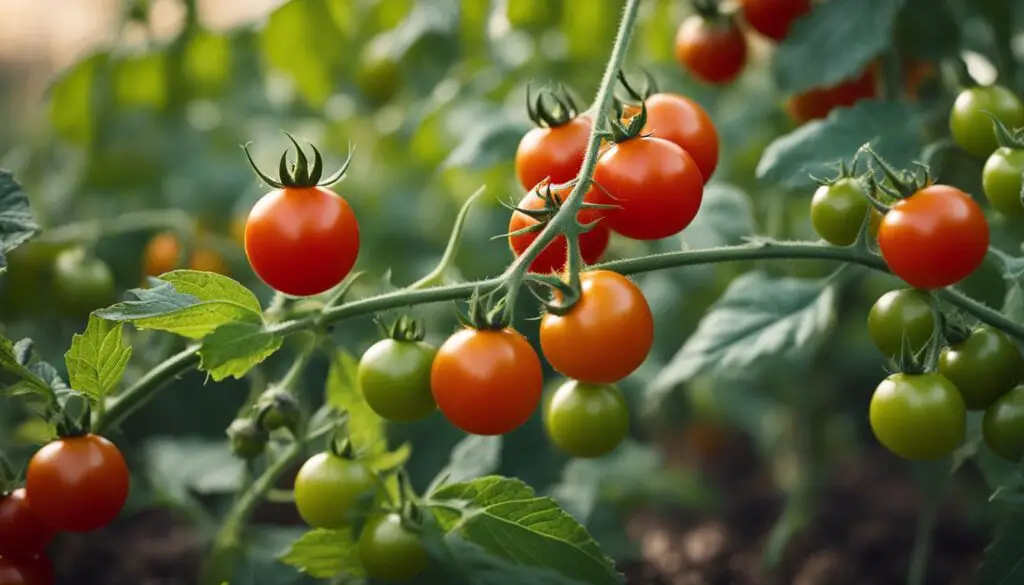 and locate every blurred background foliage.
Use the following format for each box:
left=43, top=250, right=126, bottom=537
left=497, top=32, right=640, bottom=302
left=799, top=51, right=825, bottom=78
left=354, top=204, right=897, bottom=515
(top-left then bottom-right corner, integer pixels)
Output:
left=2, top=0, right=1024, bottom=582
